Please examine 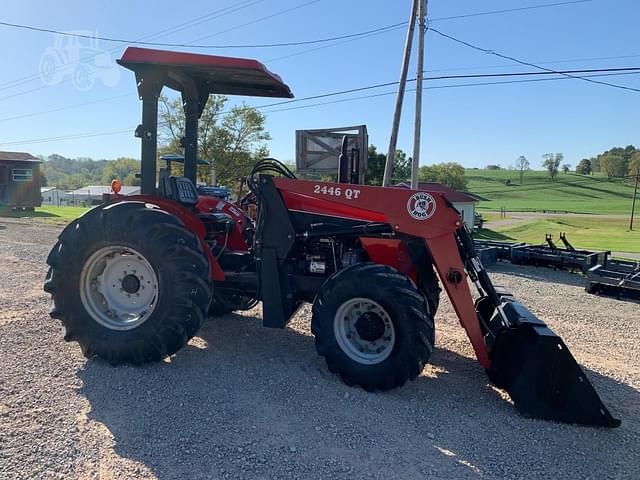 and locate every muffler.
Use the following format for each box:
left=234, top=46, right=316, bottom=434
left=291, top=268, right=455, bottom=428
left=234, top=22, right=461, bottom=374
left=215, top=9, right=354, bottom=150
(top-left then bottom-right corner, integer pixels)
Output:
left=481, top=299, right=620, bottom=428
